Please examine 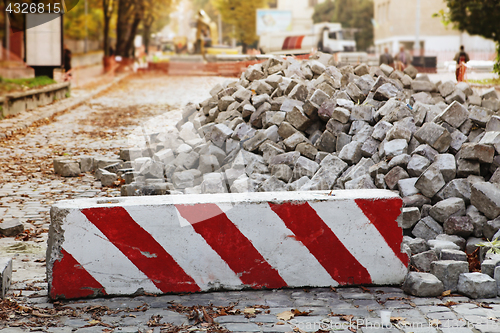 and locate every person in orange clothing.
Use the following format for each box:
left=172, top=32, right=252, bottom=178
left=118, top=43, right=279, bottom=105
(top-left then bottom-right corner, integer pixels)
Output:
left=454, top=45, right=470, bottom=82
